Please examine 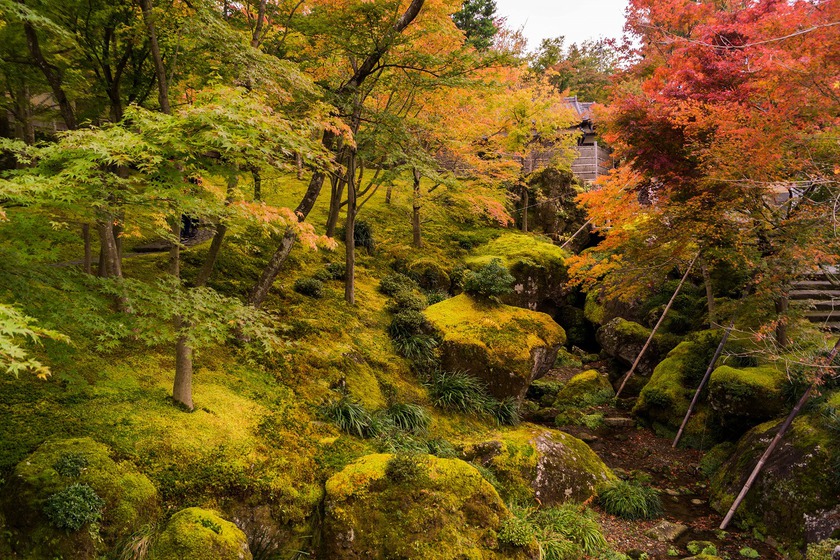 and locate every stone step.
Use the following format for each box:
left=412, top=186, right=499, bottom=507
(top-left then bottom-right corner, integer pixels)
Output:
left=805, top=309, right=840, bottom=319
left=791, top=280, right=838, bottom=289
left=789, top=290, right=840, bottom=300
